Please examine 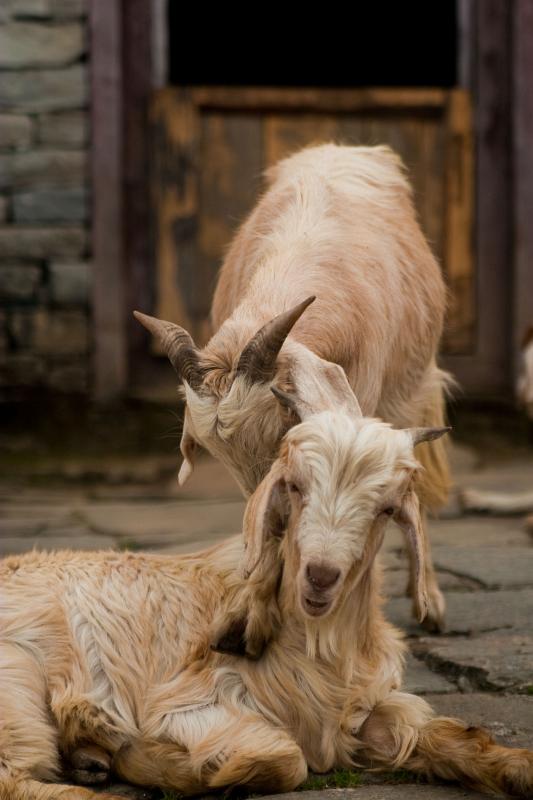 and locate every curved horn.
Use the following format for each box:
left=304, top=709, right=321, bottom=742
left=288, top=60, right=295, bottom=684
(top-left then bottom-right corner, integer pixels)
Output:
left=133, top=311, right=205, bottom=390
left=236, top=296, right=316, bottom=383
